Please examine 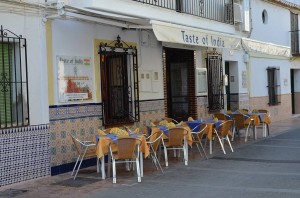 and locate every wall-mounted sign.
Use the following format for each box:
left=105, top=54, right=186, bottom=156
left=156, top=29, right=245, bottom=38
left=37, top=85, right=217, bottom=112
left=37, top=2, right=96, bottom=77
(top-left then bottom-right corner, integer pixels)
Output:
left=152, top=20, right=241, bottom=49
left=57, top=56, right=93, bottom=102
left=195, top=68, right=208, bottom=96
